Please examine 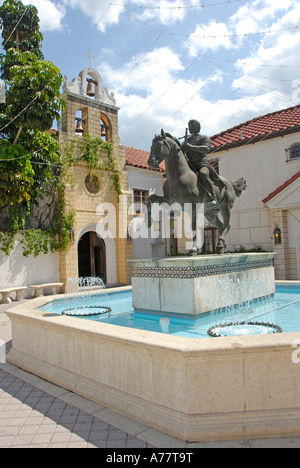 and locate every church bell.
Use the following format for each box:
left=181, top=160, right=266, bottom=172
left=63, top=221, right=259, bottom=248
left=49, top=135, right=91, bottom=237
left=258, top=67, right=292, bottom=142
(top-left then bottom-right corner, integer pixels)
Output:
left=75, top=119, right=84, bottom=134
left=86, top=80, right=95, bottom=97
